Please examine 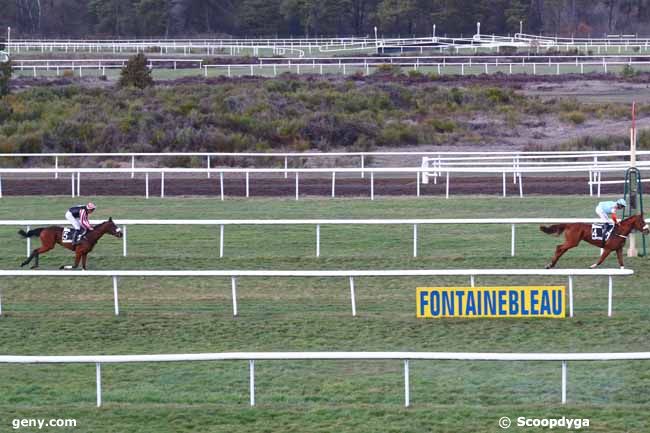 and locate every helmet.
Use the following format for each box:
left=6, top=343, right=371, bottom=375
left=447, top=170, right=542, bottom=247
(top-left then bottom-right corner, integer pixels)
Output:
left=616, top=198, right=627, bottom=207
left=87, top=202, right=97, bottom=210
